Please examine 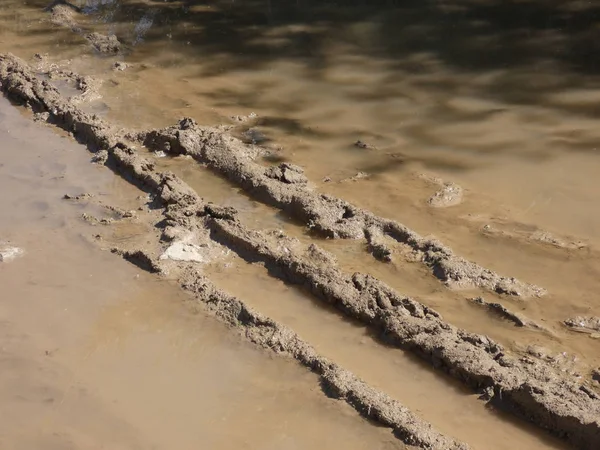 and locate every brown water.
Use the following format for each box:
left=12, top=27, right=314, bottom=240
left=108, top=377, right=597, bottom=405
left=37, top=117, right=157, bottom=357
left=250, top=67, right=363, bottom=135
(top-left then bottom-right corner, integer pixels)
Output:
left=0, top=97, right=404, bottom=450
left=1, top=0, right=600, bottom=448
left=204, top=255, right=567, bottom=450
